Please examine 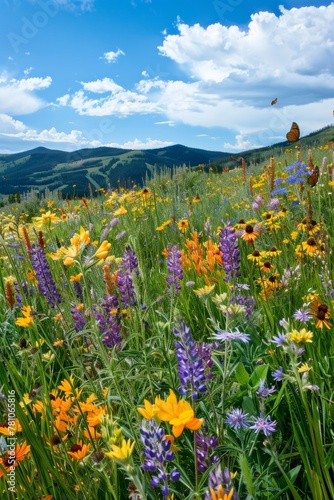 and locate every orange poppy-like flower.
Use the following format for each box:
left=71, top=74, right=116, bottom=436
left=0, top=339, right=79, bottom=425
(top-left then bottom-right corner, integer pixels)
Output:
left=155, top=390, right=202, bottom=438
left=0, top=441, right=30, bottom=477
